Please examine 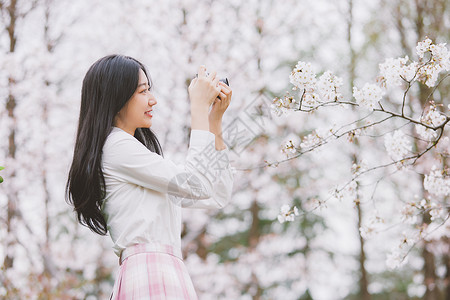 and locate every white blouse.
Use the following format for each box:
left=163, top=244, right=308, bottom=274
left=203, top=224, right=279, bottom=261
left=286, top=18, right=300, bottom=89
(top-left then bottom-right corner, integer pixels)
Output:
left=101, top=127, right=234, bottom=257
